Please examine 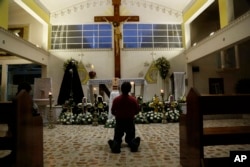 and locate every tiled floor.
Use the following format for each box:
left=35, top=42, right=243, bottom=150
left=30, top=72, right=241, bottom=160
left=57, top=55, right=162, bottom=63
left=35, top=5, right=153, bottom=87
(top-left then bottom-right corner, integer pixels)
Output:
left=1, top=119, right=250, bottom=167
left=43, top=123, right=181, bottom=167
left=43, top=119, right=250, bottom=167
